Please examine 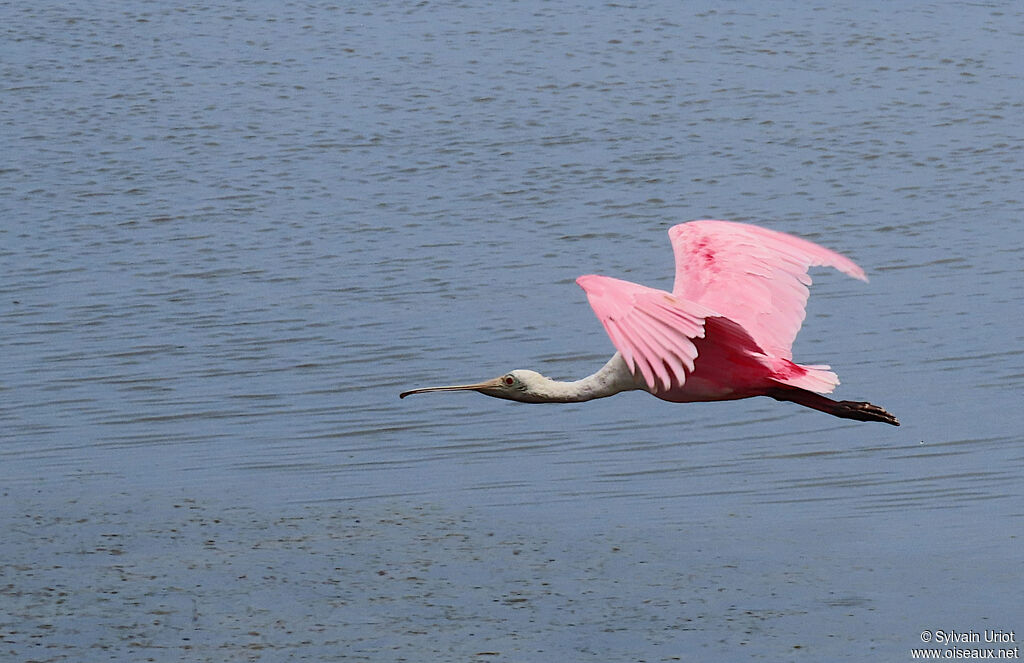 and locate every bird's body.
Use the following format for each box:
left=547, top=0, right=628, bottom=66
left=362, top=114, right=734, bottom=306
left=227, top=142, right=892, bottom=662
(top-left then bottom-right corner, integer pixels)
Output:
left=401, top=220, right=899, bottom=426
